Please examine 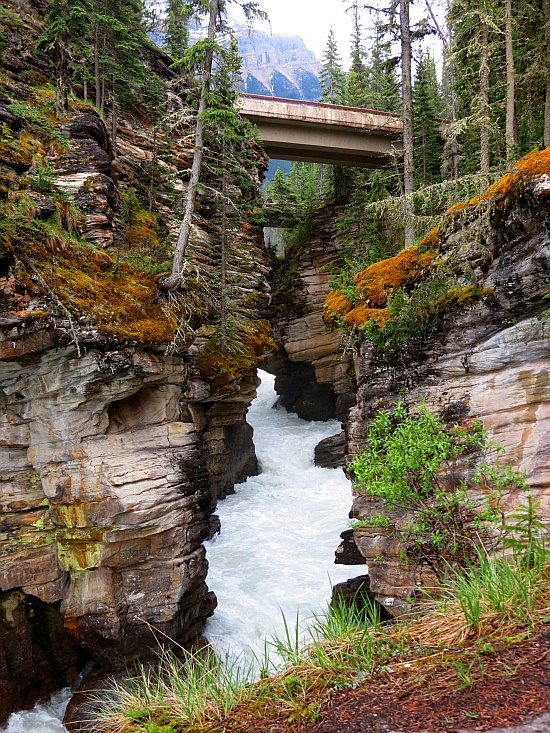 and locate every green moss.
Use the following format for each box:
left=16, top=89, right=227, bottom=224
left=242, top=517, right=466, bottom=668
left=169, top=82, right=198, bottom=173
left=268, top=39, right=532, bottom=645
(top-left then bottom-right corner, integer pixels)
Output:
left=7, top=102, right=67, bottom=149
left=195, top=320, right=276, bottom=394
